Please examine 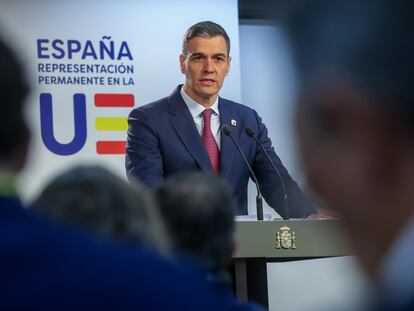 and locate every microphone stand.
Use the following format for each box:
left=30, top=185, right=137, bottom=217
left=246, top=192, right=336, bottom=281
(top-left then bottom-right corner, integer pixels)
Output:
left=222, top=125, right=264, bottom=221
left=245, top=127, right=289, bottom=220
